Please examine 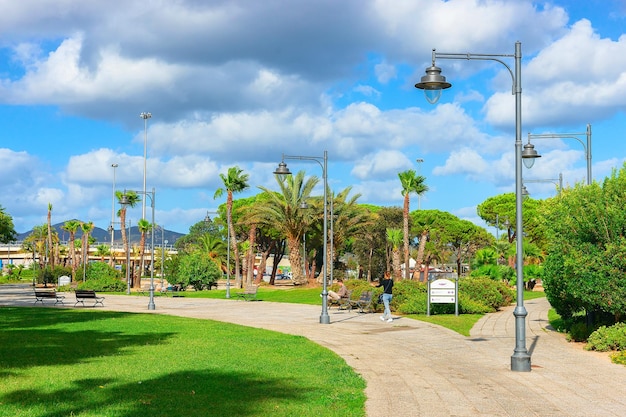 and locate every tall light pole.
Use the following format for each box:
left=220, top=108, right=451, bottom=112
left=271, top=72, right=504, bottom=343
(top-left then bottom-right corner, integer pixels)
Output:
left=121, top=188, right=156, bottom=310
left=110, top=163, right=118, bottom=263
left=416, top=41, right=539, bottom=371
left=140, top=112, right=152, bottom=220
left=523, top=173, right=563, bottom=197
left=274, top=150, right=330, bottom=324
left=527, top=124, right=591, bottom=185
